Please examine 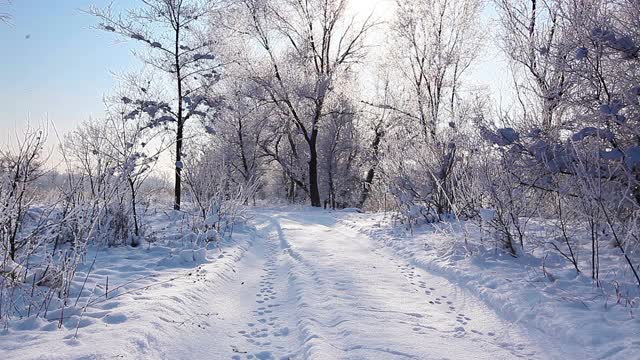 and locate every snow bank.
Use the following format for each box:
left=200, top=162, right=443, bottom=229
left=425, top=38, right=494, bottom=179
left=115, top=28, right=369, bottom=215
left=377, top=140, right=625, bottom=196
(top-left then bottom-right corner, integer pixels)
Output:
left=0, top=210, right=256, bottom=359
left=335, top=212, right=640, bottom=359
